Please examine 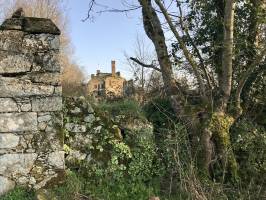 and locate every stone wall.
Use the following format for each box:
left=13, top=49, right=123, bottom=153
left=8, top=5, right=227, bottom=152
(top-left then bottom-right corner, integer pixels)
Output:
left=0, top=11, right=64, bottom=195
